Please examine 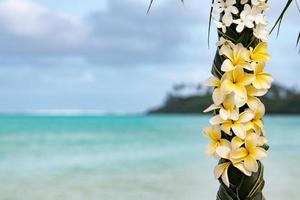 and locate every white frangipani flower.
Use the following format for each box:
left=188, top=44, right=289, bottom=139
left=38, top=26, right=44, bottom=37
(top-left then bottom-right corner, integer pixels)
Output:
left=252, top=0, right=269, bottom=10
left=241, top=0, right=249, bottom=4
left=212, top=2, right=223, bottom=18
left=251, top=6, right=267, bottom=25
left=233, top=4, right=255, bottom=32
left=216, top=37, right=235, bottom=55
left=214, top=20, right=227, bottom=33
left=253, top=24, right=269, bottom=41
left=222, top=13, right=234, bottom=27
left=219, top=0, right=239, bottom=16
